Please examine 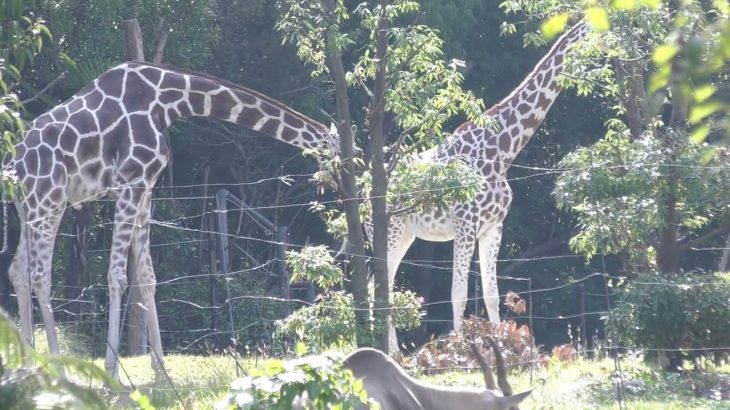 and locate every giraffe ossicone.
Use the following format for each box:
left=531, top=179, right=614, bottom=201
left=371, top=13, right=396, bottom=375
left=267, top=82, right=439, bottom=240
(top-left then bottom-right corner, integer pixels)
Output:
left=3, top=61, right=340, bottom=379
left=376, top=20, right=592, bottom=352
